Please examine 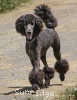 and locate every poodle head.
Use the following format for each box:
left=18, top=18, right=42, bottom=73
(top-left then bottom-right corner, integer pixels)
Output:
left=15, top=14, right=43, bottom=41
